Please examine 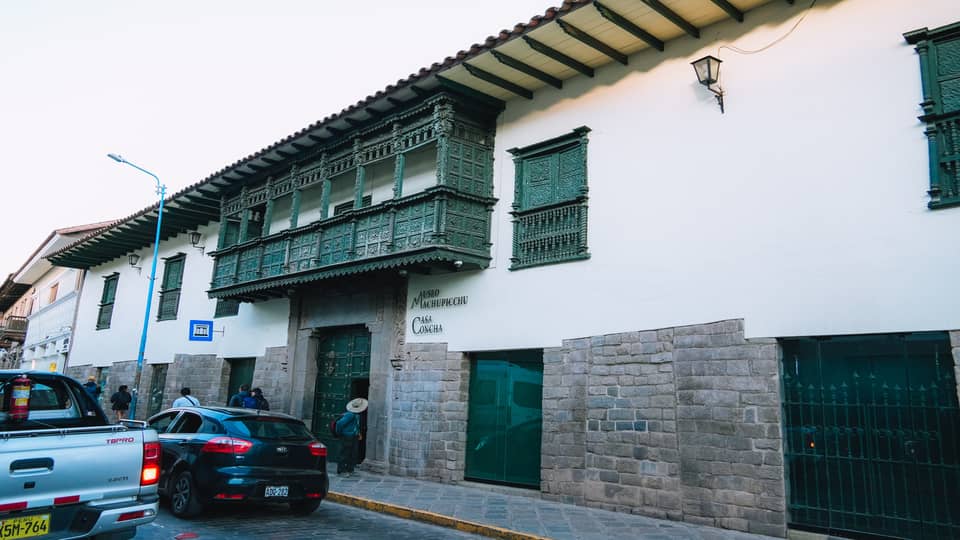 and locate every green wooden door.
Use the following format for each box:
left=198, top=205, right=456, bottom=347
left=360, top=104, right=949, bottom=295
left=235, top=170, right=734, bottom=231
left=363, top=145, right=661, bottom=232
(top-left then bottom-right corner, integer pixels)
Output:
left=226, top=358, right=255, bottom=405
left=146, top=364, right=168, bottom=417
left=311, top=326, right=371, bottom=457
left=465, top=350, right=543, bottom=488
left=781, top=333, right=960, bottom=539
